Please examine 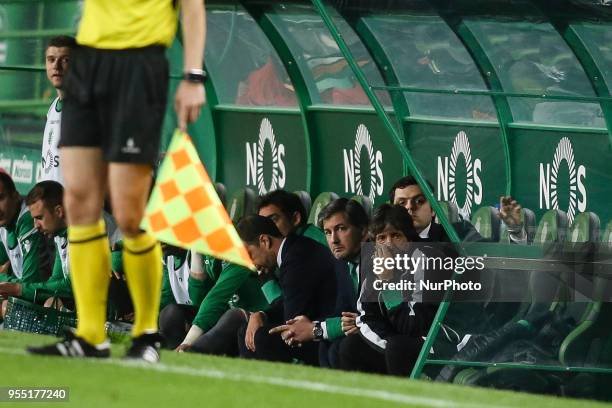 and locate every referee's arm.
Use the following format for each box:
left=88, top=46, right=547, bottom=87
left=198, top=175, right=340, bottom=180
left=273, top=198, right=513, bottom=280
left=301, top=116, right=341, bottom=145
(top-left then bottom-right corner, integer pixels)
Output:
left=175, top=0, right=206, bottom=129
